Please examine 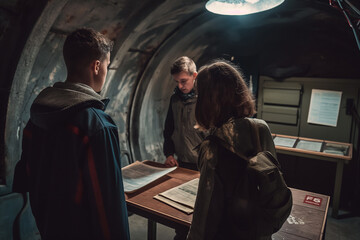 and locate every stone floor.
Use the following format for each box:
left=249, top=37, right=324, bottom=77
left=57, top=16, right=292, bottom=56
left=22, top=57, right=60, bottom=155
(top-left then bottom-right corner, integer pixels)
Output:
left=128, top=208, right=360, bottom=240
